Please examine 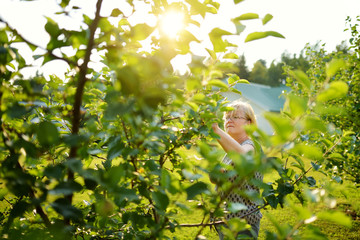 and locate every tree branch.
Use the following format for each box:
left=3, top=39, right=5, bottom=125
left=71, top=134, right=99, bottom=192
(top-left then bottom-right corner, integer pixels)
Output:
left=66, top=0, right=103, bottom=224
left=0, top=18, right=79, bottom=68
